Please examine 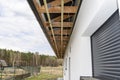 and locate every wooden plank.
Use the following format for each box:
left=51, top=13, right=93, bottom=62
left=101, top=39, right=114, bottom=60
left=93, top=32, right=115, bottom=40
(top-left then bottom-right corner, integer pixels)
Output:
left=52, top=41, right=68, bottom=46
left=52, top=14, right=74, bottom=22
left=48, top=30, right=71, bottom=35
left=50, top=34, right=70, bottom=36
left=33, top=0, right=46, bottom=26
left=44, top=22, right=73, bottom=27
left=39, top=6, right=78, bottom=13
left=43, top=0, right=59, bottom=56
left=61, top=0, right=64, bottom=57
left=57, top=45, right=67, bottom=51
left=53, top=43, right=67, bottom=48
left=41, top=0, right=71, bottom=8
left=51, top=39, right=68, bottom=41
left=50, top=36, right=69, bottom=41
